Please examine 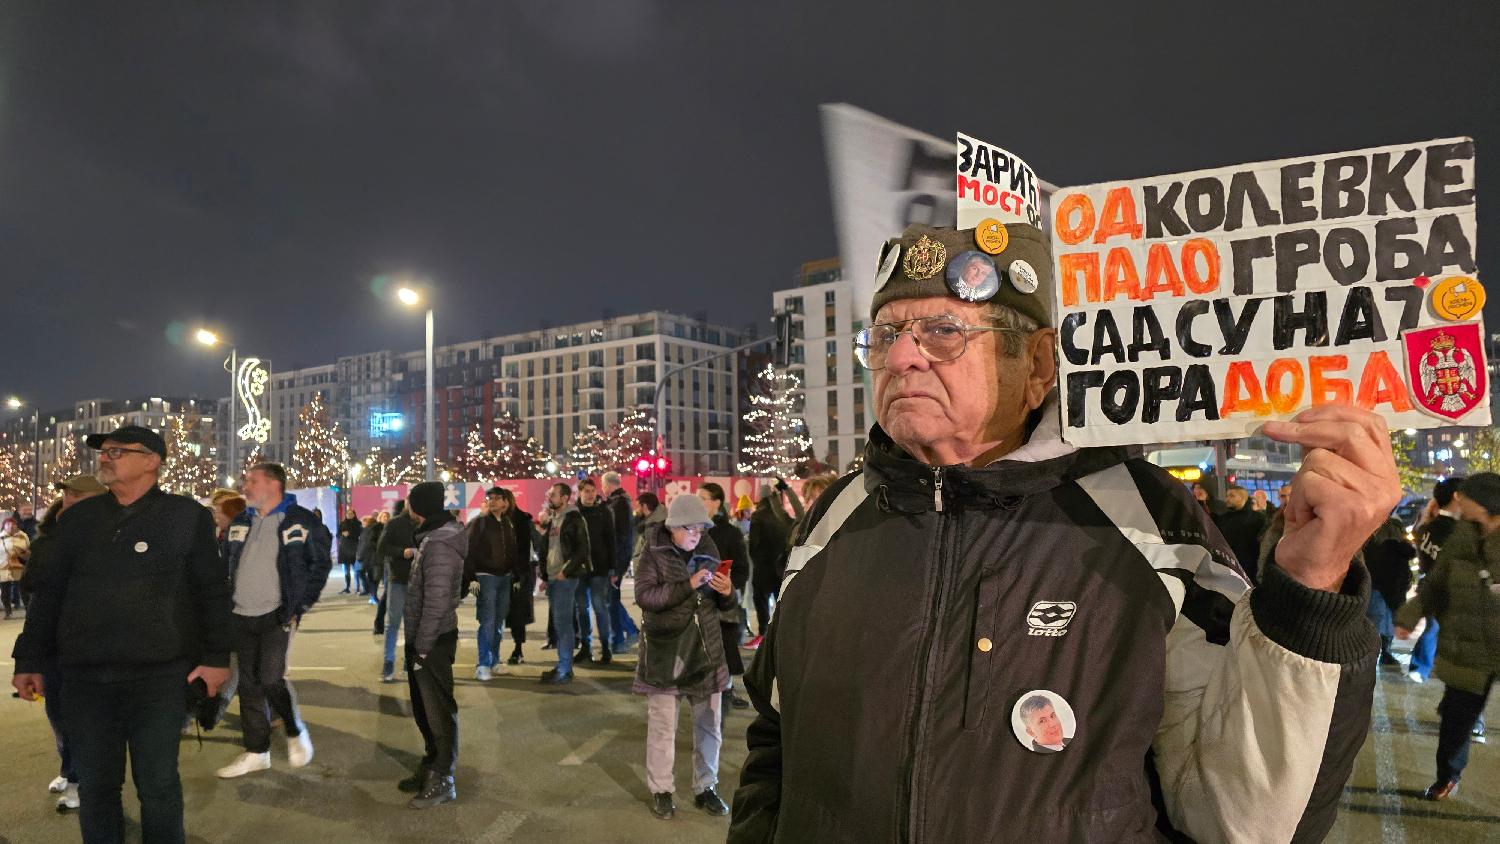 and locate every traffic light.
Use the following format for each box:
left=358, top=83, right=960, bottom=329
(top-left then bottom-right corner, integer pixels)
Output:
left=635, top=454, right=672, bottom=479
left=772, top=311, right=793, bottom=368
left=655, top=455, right=671, bottom=476
left=635, top=456, right=652, bottom=476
